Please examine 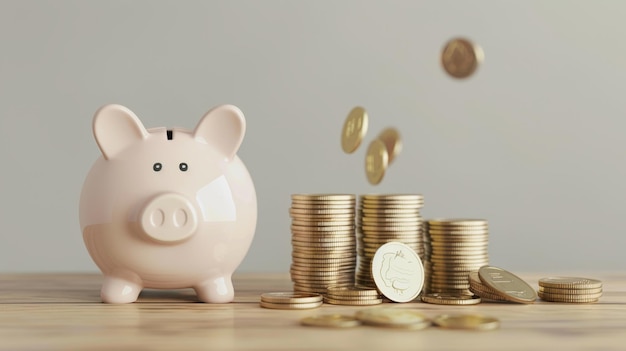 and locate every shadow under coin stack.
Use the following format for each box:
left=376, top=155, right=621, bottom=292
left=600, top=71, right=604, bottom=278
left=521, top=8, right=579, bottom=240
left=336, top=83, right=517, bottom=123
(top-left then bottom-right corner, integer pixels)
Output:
left=424, top=219, right=489, bottom=295
left=289, top=194, right=356, bottom=295
left=356, top=194, right=425, bottom=289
